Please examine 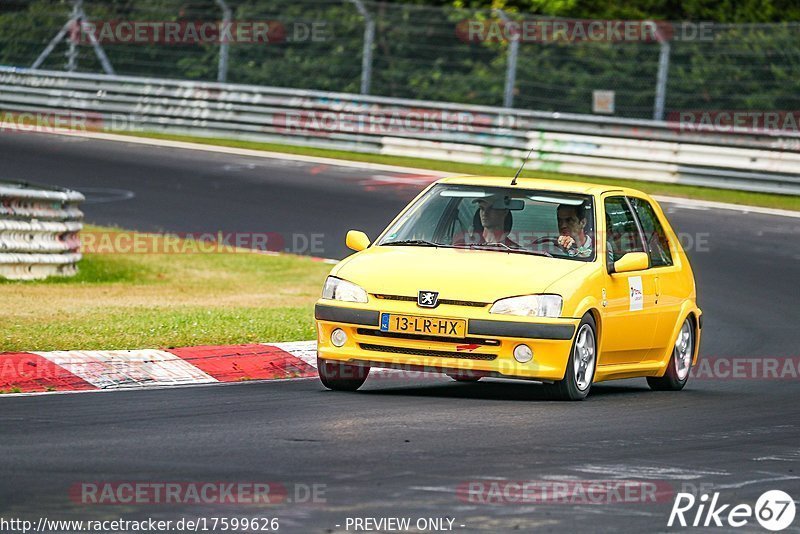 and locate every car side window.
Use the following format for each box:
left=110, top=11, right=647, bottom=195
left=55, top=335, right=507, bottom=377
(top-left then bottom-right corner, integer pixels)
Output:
left=629, top=197, right=674, bottom=267
left=604, top=197, right=646, bottom=271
